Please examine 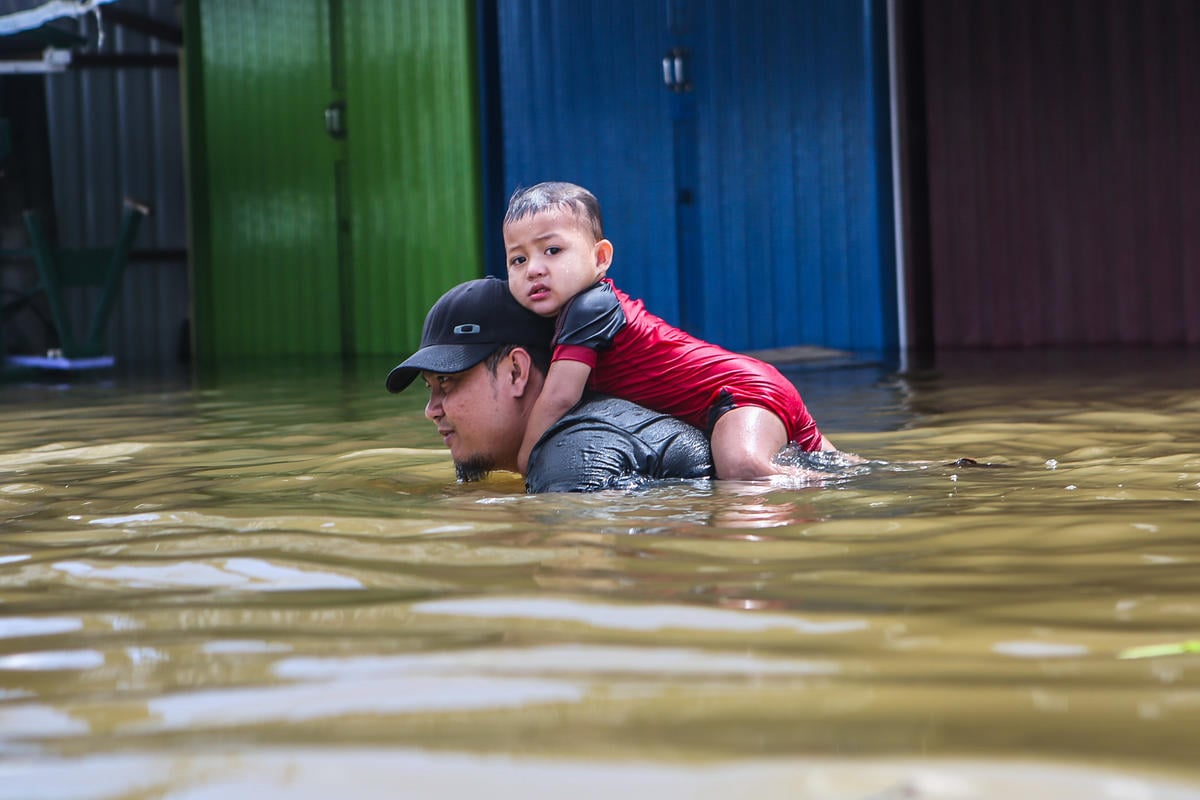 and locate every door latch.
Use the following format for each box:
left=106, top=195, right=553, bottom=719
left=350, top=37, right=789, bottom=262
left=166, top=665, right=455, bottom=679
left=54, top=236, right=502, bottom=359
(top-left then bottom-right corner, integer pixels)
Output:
left=662, top=48, right=692, bottom=93
left=324, top=101, right=346, bottom=139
